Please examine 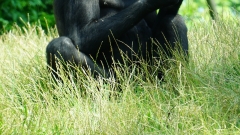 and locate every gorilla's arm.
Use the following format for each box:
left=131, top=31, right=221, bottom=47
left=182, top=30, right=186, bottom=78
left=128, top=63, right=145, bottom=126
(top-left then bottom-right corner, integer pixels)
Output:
left=54, top=0, right=178, bottom=55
